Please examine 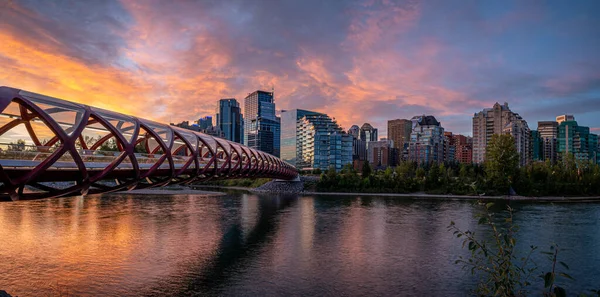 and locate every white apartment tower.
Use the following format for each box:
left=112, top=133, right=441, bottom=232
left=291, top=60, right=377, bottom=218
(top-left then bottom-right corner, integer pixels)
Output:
left=472, top=102, right=531, bottom=165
